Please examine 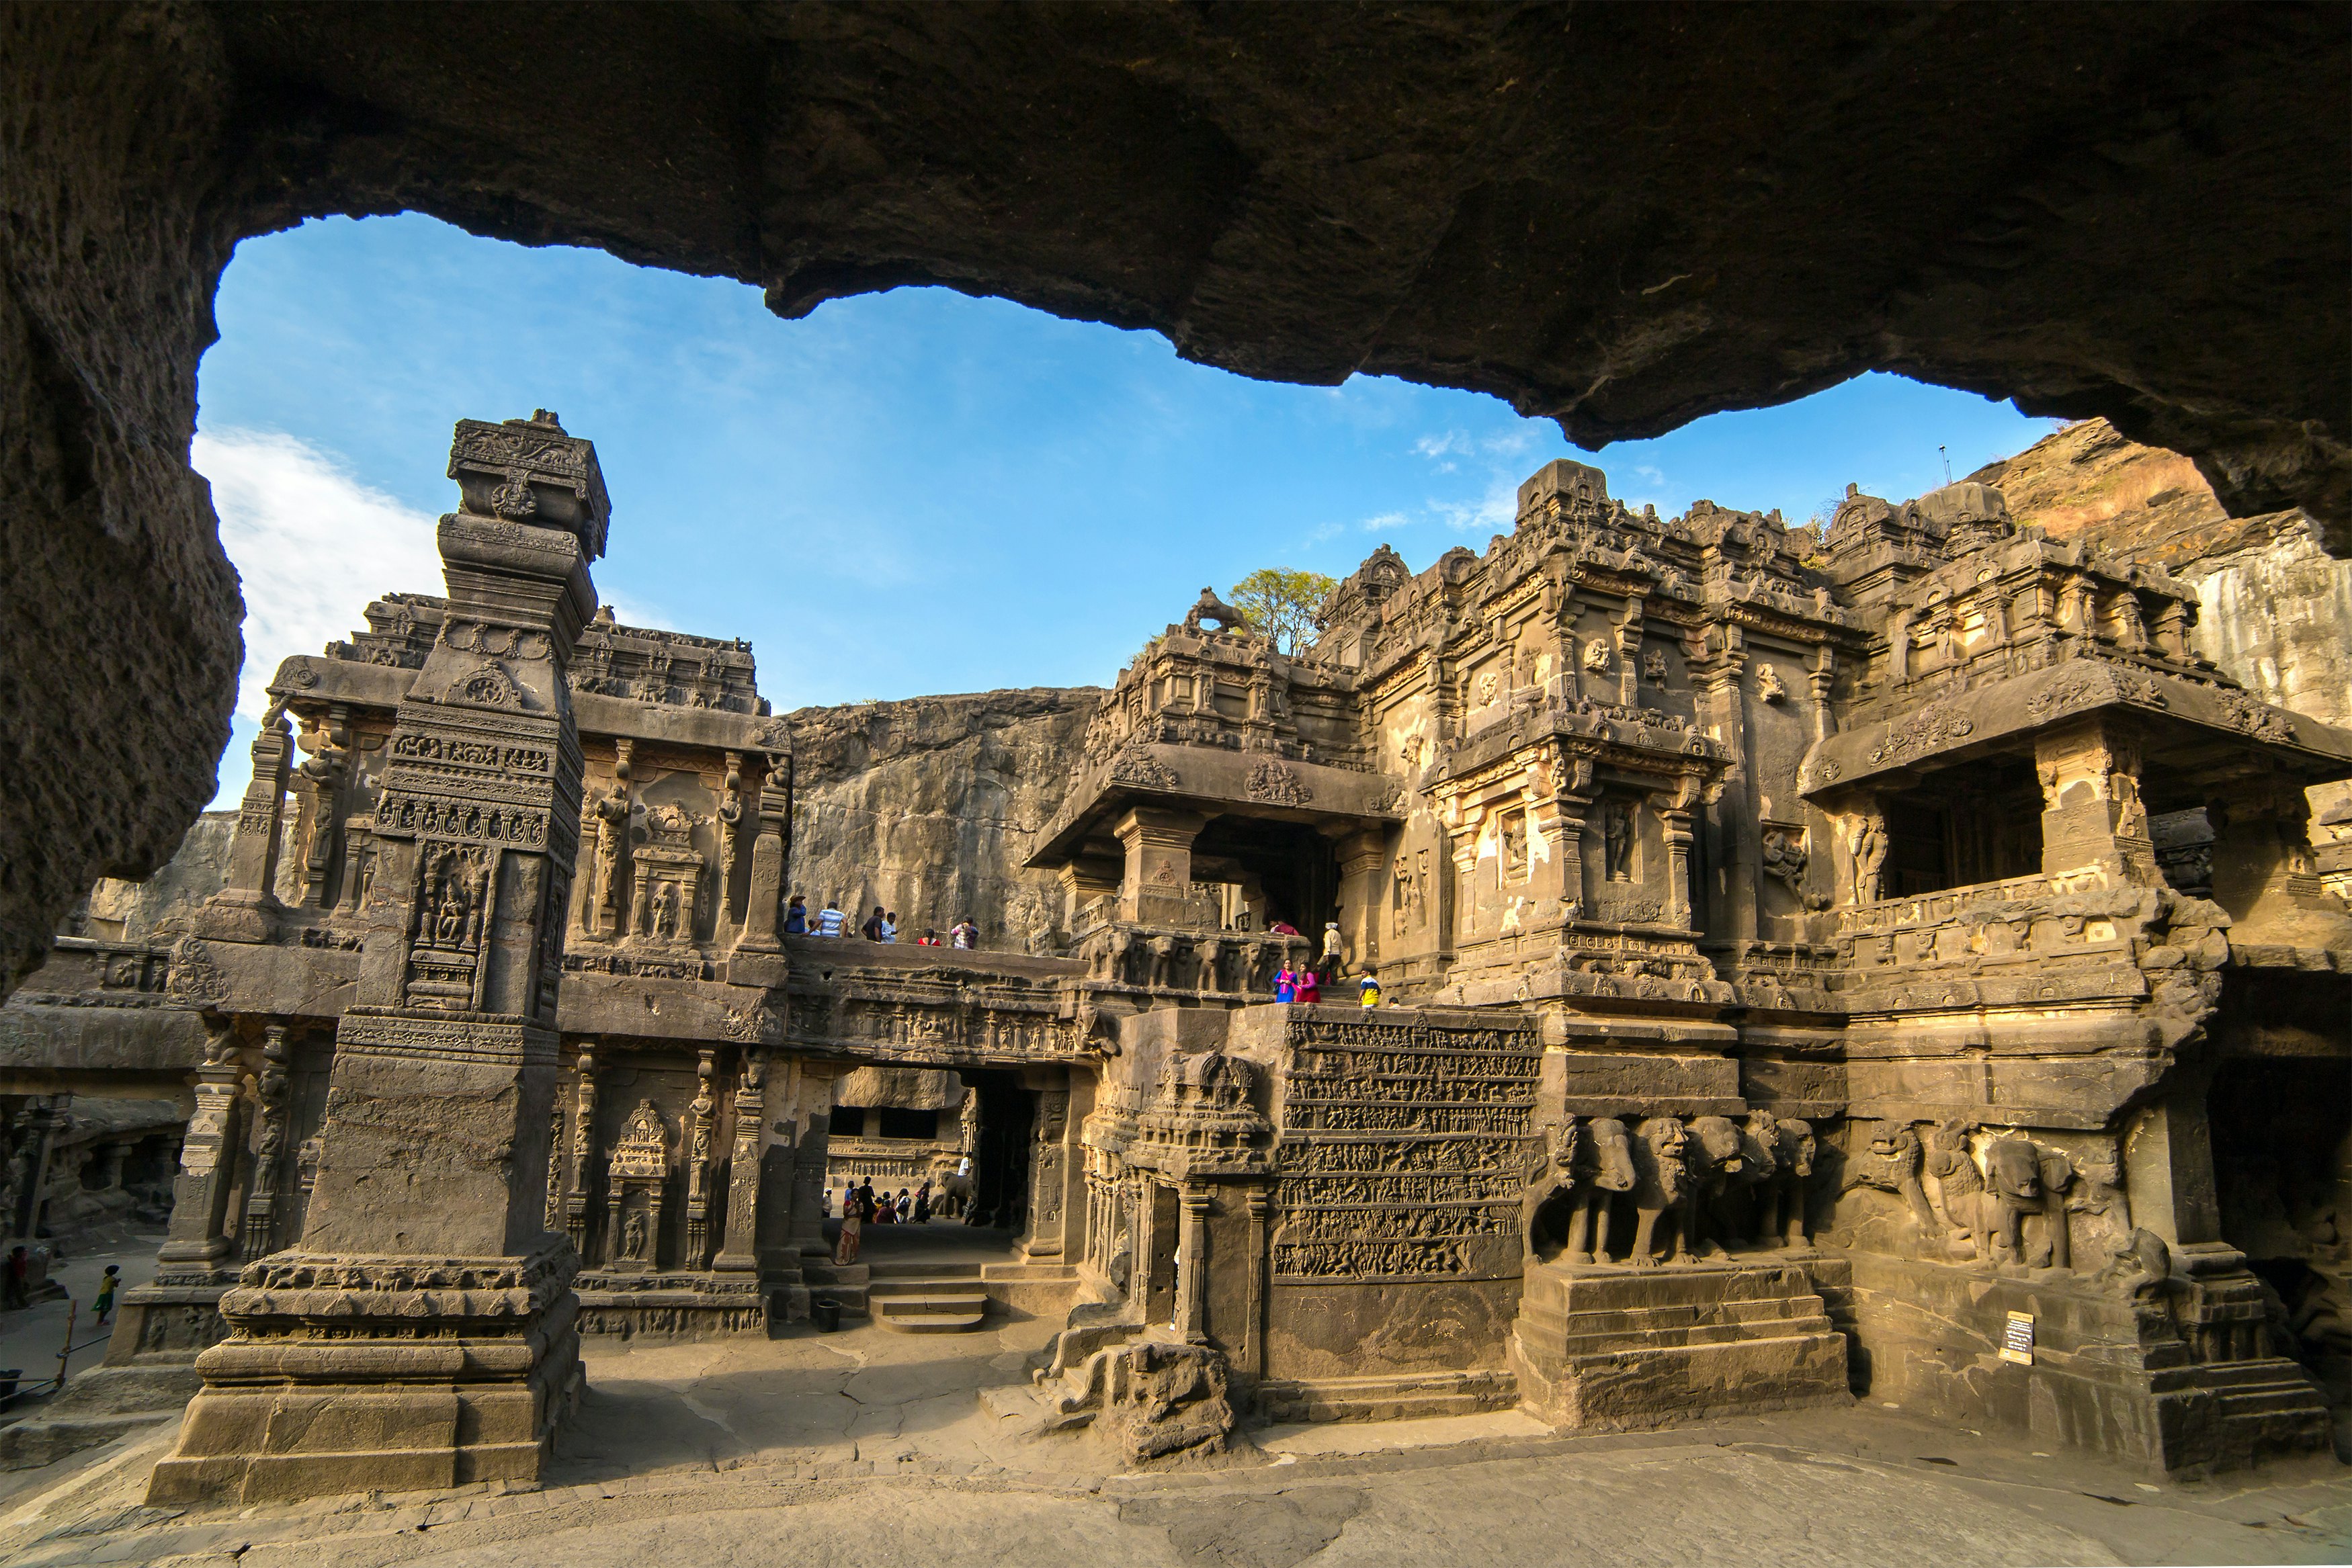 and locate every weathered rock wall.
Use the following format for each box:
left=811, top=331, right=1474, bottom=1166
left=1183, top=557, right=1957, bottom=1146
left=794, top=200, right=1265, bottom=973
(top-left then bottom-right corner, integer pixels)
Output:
left=787, top=687, right=1102, bottom=953
left=79, top=811, right=235, bottom=942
